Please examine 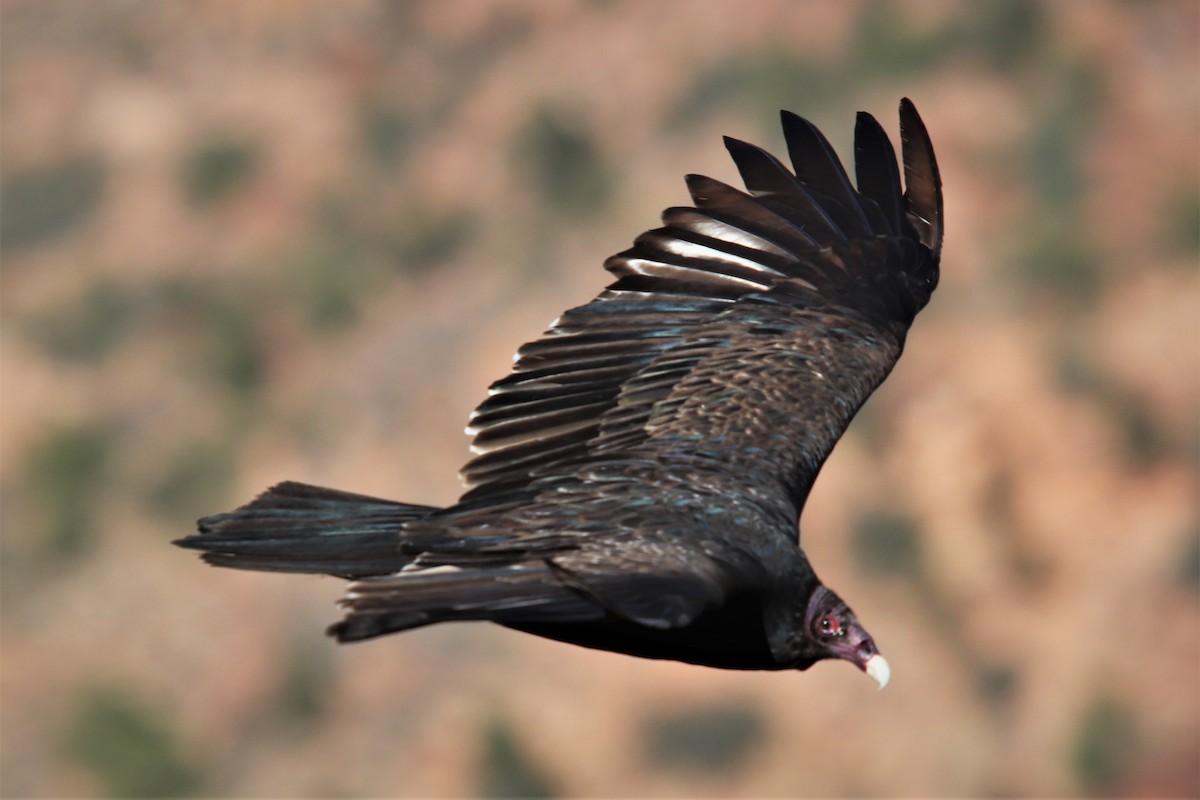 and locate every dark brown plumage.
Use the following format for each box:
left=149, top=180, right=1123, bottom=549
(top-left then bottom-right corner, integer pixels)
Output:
left=176, top=99, right=943, bottom=687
